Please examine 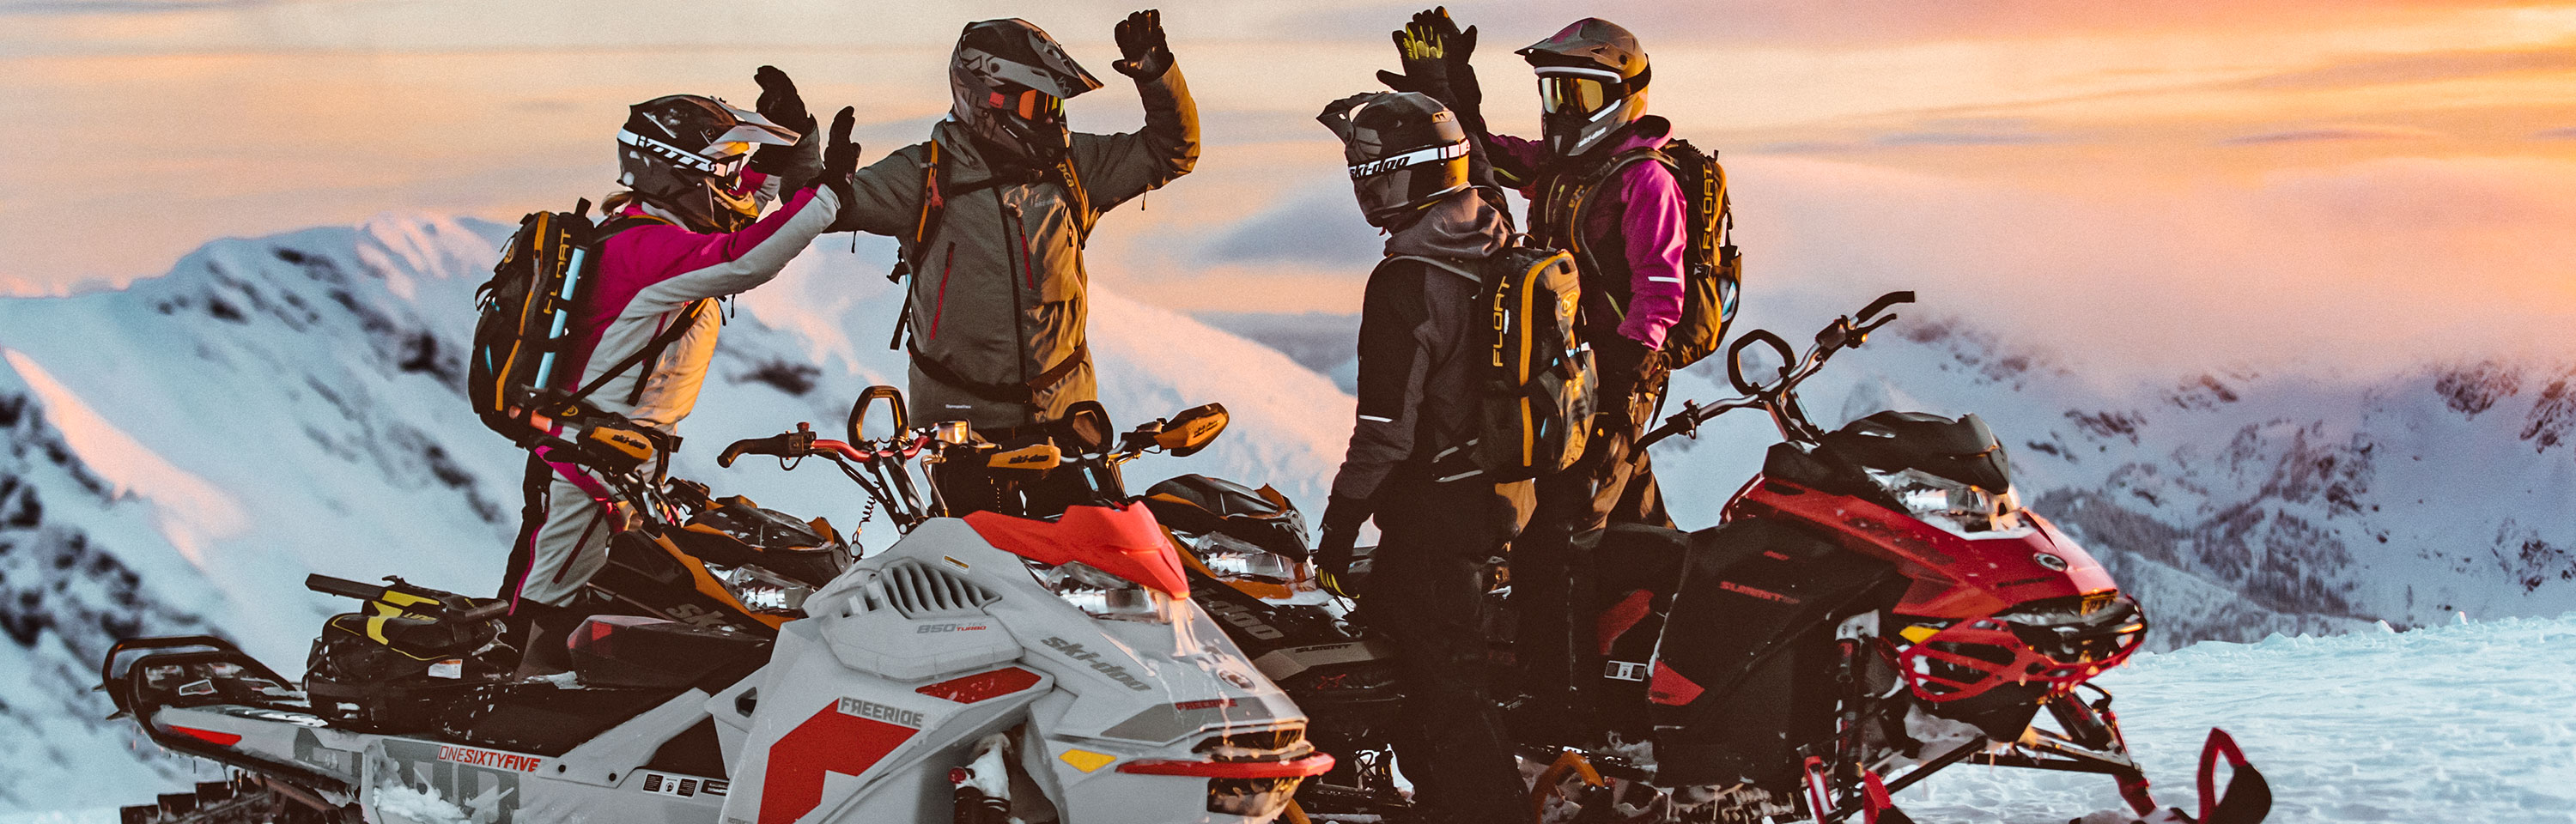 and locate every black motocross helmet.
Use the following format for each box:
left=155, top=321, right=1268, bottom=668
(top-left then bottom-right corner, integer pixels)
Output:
left=950, top=18, right=1103, bottom=168
left=1316, top=91, right=1473, bottom=227
left=617, top=94, right=801, bottom=232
